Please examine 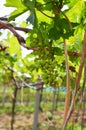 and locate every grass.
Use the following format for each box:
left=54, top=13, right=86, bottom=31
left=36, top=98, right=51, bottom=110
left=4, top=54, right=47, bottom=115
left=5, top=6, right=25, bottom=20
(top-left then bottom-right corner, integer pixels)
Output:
left=66, top=123, right=86, bottom=130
